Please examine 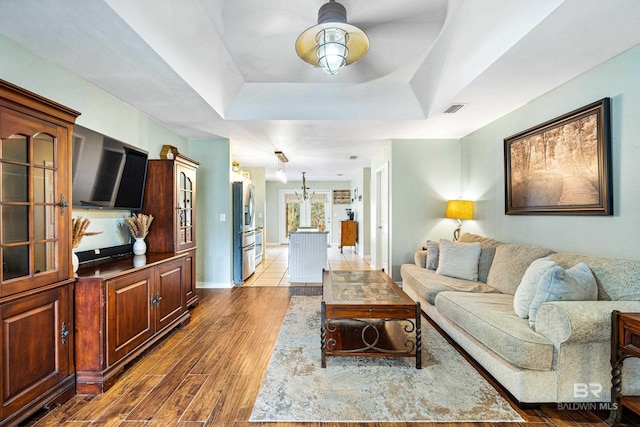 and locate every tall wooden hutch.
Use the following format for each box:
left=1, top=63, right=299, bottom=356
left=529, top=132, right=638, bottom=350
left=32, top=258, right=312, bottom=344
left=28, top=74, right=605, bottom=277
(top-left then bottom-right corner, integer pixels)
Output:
left=142, top=155, right=199, bottom=307
left=0, top=80, right=80, bottom=425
